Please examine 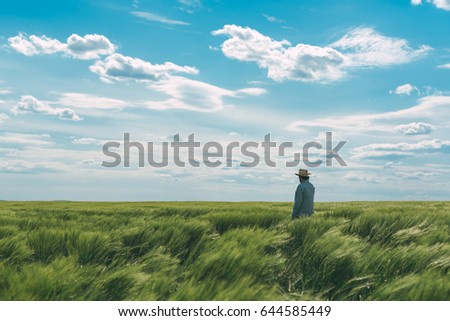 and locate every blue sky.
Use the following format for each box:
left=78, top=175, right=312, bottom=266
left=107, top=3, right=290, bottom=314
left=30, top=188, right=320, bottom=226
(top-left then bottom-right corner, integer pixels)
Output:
left=1, top=0, right=450, bottom=201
